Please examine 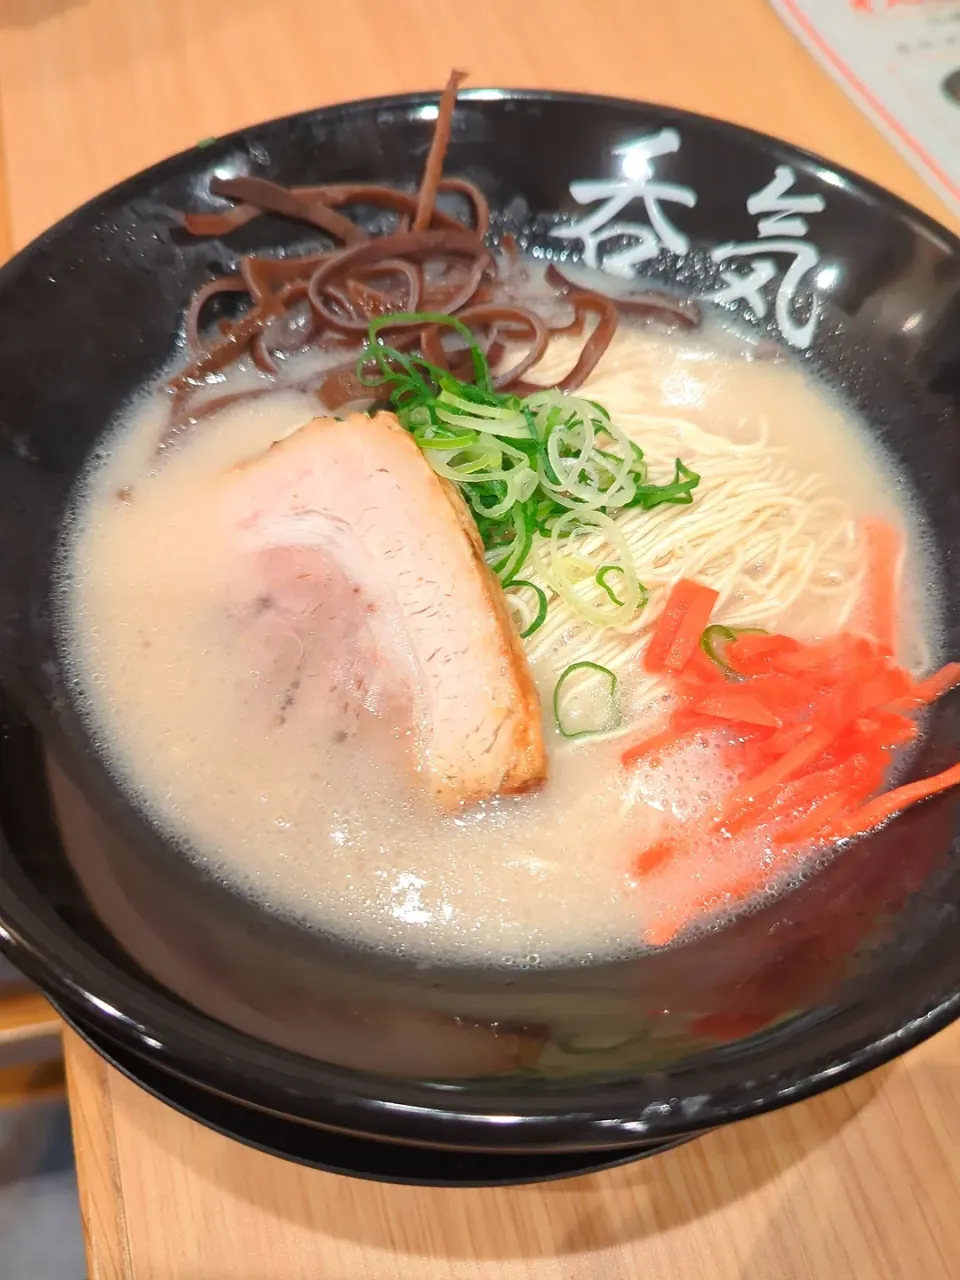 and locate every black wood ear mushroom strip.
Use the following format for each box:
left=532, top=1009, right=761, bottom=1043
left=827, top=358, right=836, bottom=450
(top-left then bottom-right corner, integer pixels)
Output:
left=168, top=69, right=702, bottom=442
